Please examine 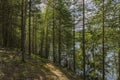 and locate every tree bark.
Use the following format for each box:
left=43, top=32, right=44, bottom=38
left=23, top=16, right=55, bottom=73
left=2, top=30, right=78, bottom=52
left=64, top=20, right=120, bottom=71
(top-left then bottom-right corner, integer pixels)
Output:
left=28, top=0, right=32, bottom=57
left=82, top=0, right=86, bottom=80
left=53, top=0, right=55, bottom=63
left=21, top=0, right=26, bottom=62
left=102, top=0, right=105, bottom=80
